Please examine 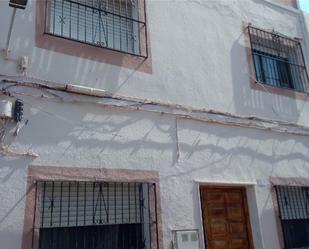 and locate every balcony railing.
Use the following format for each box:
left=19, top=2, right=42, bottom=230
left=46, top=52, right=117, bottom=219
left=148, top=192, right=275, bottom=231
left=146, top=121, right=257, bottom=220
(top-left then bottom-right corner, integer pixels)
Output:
left=248, top=26, right=309, bottom=92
